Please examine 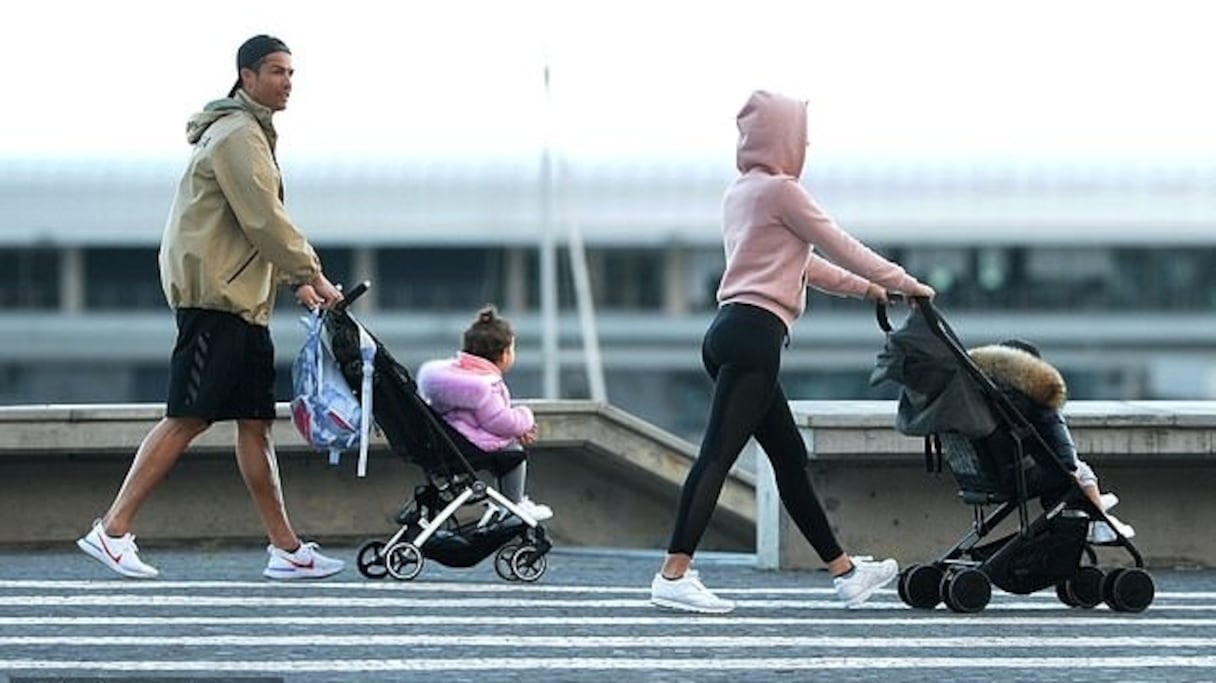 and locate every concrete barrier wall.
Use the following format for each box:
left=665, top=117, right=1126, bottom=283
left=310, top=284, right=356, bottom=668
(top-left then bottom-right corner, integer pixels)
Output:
left=0, top=401, right=755, bottom=553
left=3, top=400, right=1214, bottom=571
left=759, top=400, right=1216, bottom=571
